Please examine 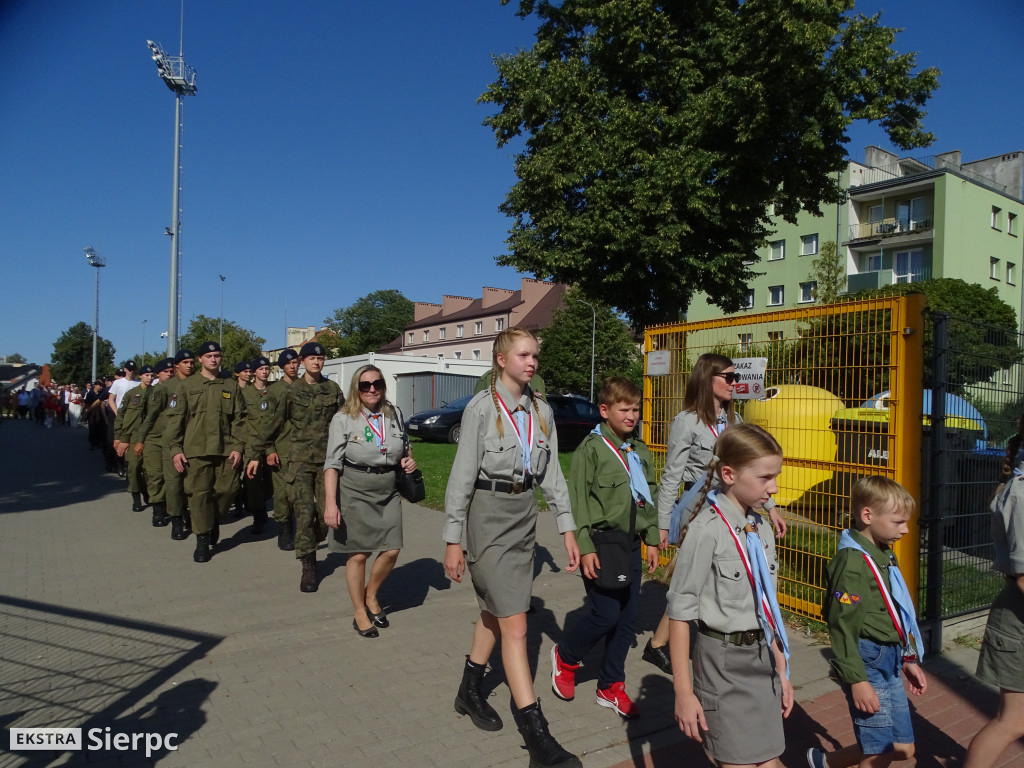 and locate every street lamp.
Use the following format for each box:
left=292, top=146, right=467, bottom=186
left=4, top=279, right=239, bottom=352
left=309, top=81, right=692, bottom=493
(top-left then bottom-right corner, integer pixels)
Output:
left=577, top=298, right=597, bottom=403
left=141, top=319, right=147, bottom=357
left=84, top=247, right=106, bottom=383
left=218, top=274, right=226, bottom=348
left=146, top=38, right=198, bottom=358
